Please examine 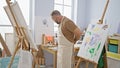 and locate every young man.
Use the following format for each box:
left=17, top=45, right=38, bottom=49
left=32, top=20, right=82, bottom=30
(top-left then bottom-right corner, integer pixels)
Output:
left=51, top=10, right=82, bottom=68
